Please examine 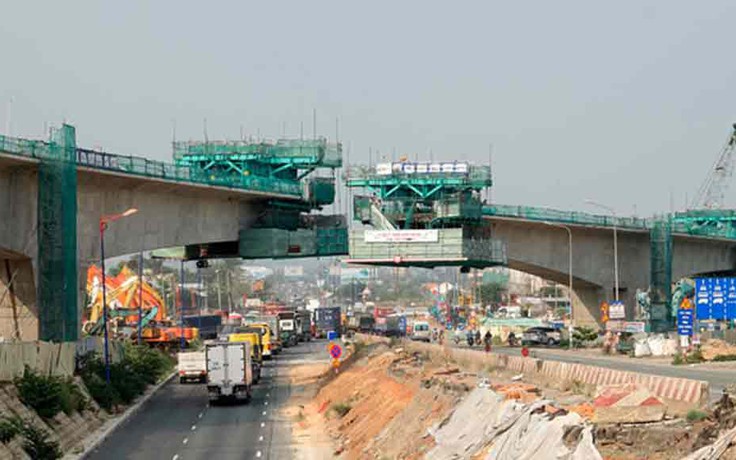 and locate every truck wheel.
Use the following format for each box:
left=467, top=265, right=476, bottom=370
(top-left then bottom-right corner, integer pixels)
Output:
left=179, top=377, right=186, bottom=384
